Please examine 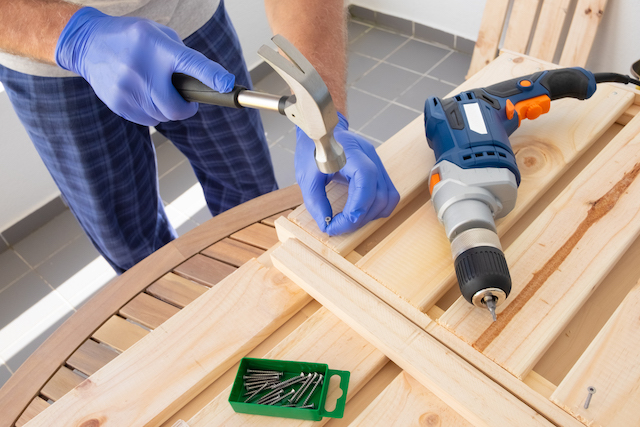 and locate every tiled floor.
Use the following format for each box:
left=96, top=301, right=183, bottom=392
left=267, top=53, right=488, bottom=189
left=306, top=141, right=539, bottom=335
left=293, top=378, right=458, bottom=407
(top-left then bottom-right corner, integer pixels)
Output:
left=0, top=19, right=470, bottom=387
